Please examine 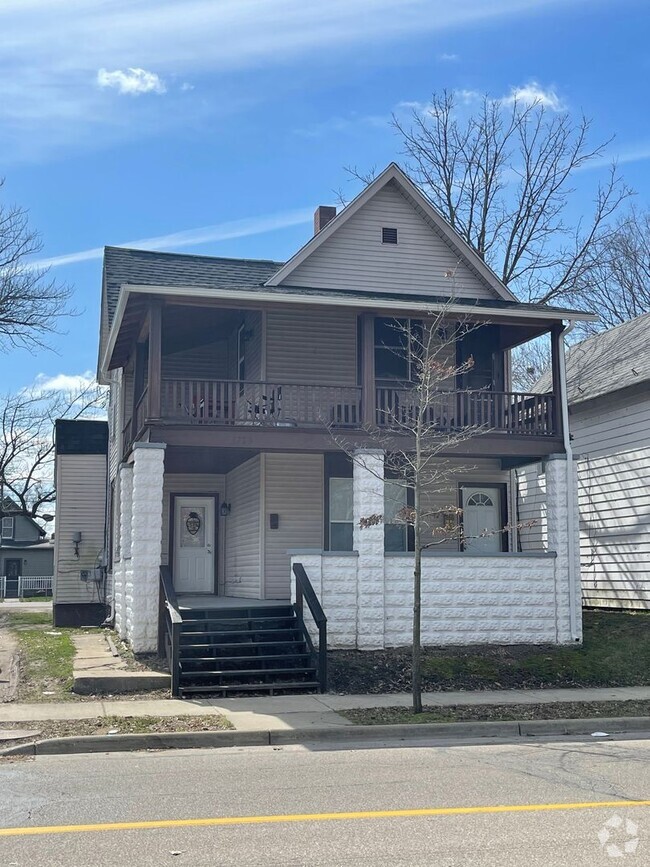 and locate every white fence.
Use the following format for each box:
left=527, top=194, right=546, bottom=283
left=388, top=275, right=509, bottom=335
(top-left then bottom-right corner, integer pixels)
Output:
left=0, top=575, right=53, bottom=599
